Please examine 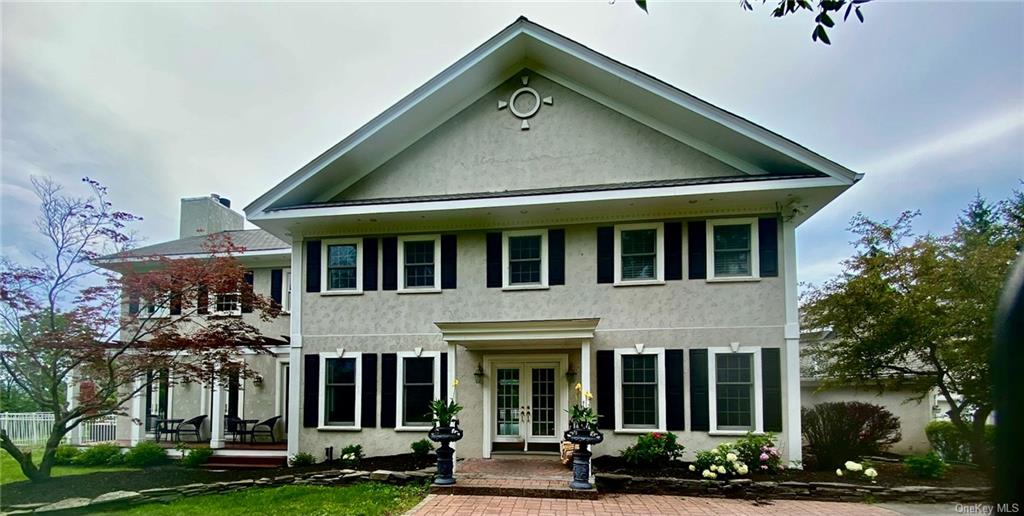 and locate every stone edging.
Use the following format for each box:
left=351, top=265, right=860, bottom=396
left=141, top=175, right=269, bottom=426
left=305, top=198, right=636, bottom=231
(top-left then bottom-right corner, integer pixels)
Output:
left=596, top=474, right=992, bottom=503
left=1, top=467, right=434, bottom=515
